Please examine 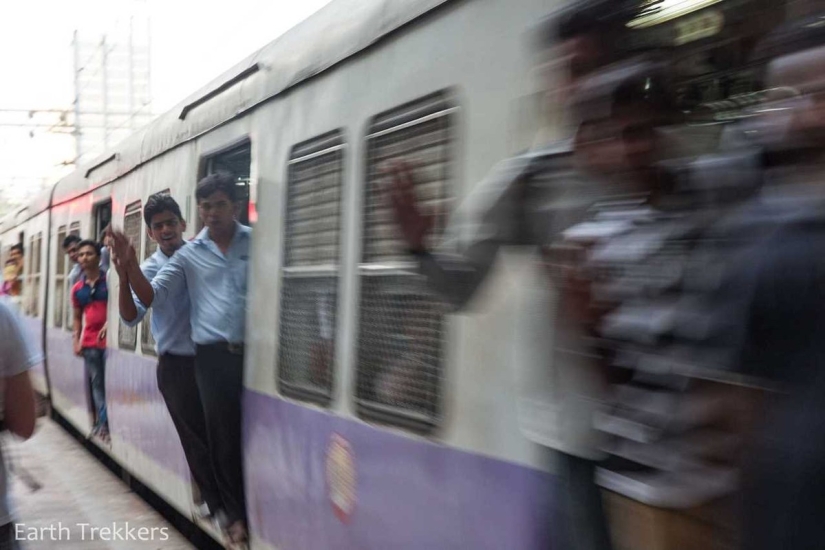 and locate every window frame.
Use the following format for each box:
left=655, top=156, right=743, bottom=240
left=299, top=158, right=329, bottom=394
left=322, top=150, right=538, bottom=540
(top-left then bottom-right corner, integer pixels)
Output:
left=26, top=233, right=43, bottom=318
left=34, top=232, right=42, bottom=318
left=276, top=130, right=345, bottom=407
left=198, top=139, right=253, bottom=229
left=117, top=201, right=142, bottom=351
left=65, top=222, right=81, bottom=330
left=54, top=225, right=68, bottom=328
left=24, top=235, right=34, bottom=316
left=354, top=91, right=457, bottom=433
left=140, top=189, right=171, bottom=357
